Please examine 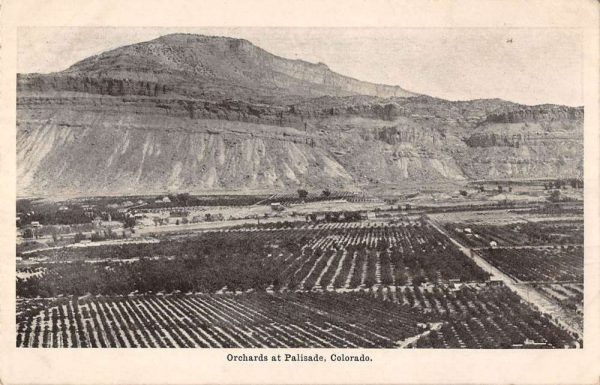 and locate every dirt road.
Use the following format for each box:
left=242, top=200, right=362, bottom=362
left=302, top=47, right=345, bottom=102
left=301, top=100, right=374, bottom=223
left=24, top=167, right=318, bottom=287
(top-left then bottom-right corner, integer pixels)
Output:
left=427, top=217, right=582, bottom=337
